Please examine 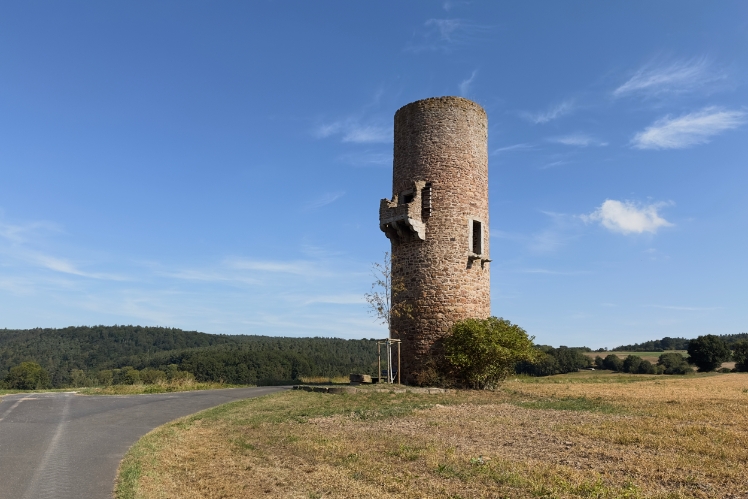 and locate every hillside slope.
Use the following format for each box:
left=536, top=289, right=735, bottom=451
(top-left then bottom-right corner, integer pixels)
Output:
left=0, top=326, right=379, bottom=386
